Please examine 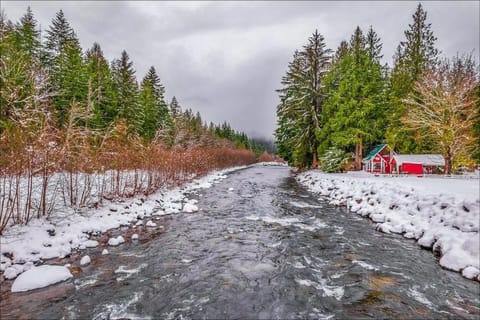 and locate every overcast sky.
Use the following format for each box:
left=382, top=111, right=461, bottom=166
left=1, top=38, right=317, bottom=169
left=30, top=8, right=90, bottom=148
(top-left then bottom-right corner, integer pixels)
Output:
left=2, top=1, right=479, bottom=139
